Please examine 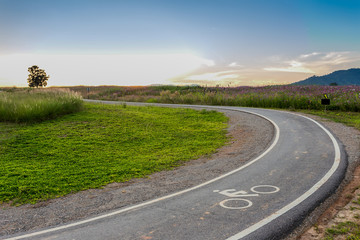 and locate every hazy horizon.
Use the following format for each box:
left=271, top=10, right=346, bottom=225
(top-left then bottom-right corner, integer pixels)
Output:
left=1, top=0, right=359, bottom=87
